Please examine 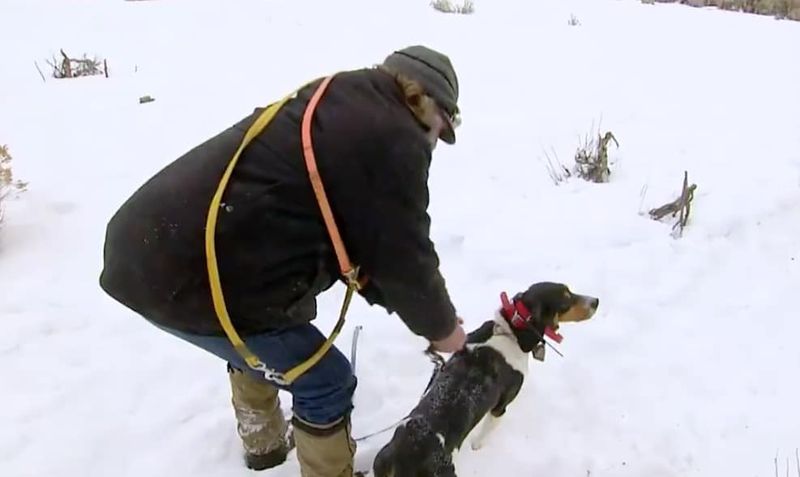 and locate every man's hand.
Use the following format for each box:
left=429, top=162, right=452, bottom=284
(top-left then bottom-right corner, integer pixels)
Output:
left=430, top=317, right=467, bottom=353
